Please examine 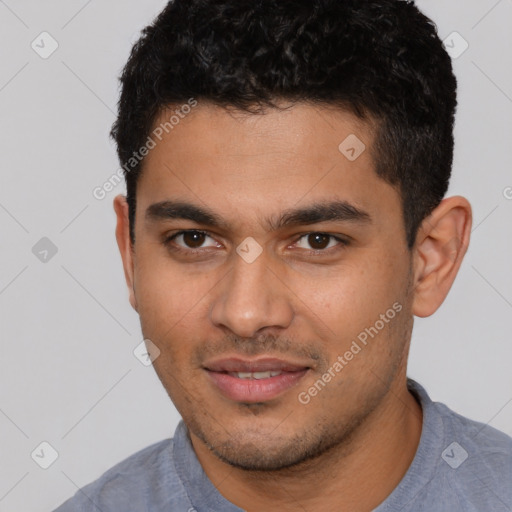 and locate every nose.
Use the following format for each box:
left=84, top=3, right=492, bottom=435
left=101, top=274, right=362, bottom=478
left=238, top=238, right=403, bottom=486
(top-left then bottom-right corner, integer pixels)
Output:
left=209, top=248, right=294, bottom=338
